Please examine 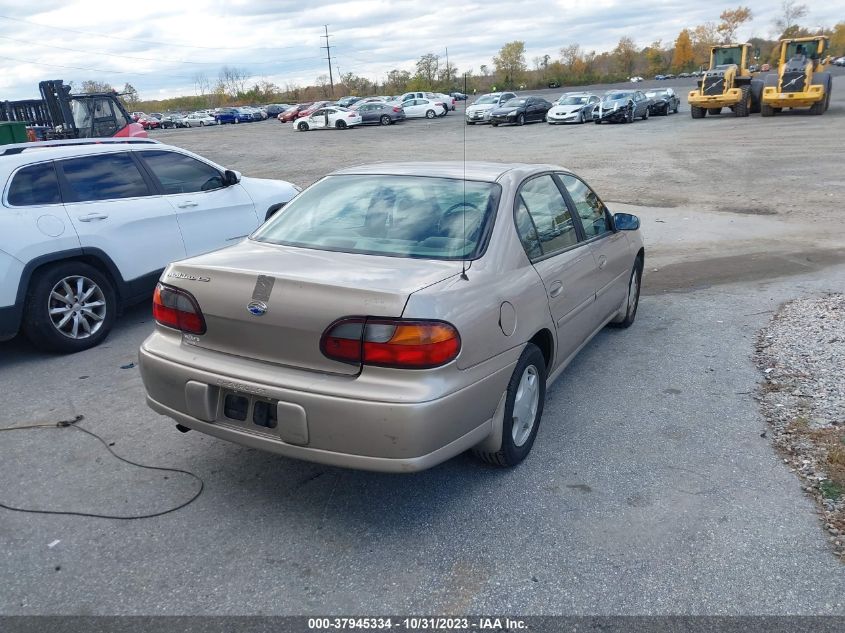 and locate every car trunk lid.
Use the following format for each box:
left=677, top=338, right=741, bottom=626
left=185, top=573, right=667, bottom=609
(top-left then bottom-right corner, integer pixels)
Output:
left=164, top=240, right=463, bottom=375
